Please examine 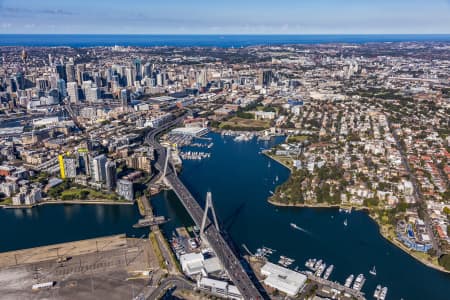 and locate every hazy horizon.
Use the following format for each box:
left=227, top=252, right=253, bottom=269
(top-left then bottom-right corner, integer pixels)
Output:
left=1, top=0, right=450, bottom=35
